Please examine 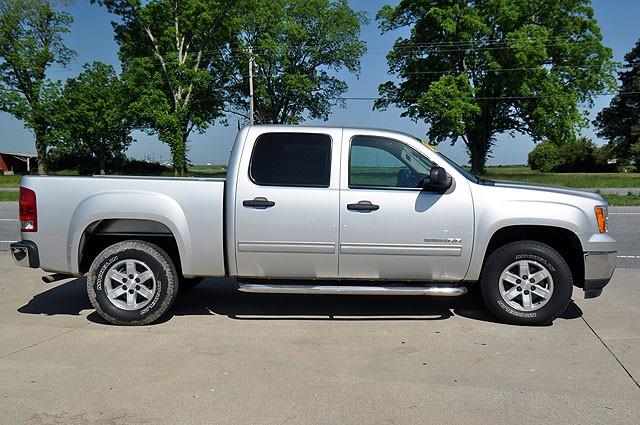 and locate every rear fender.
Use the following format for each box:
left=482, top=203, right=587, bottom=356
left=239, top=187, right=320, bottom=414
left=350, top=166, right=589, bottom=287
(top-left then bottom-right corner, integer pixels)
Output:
left=68, top=191, right=190, bottom=274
